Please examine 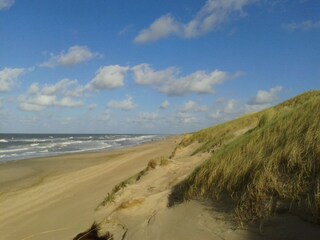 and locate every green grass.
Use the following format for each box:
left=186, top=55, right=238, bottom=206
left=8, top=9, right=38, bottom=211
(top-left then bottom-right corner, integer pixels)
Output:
left=175, top=111, right=264, bottom=156
left=170, top=90, right=320, bottom=224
